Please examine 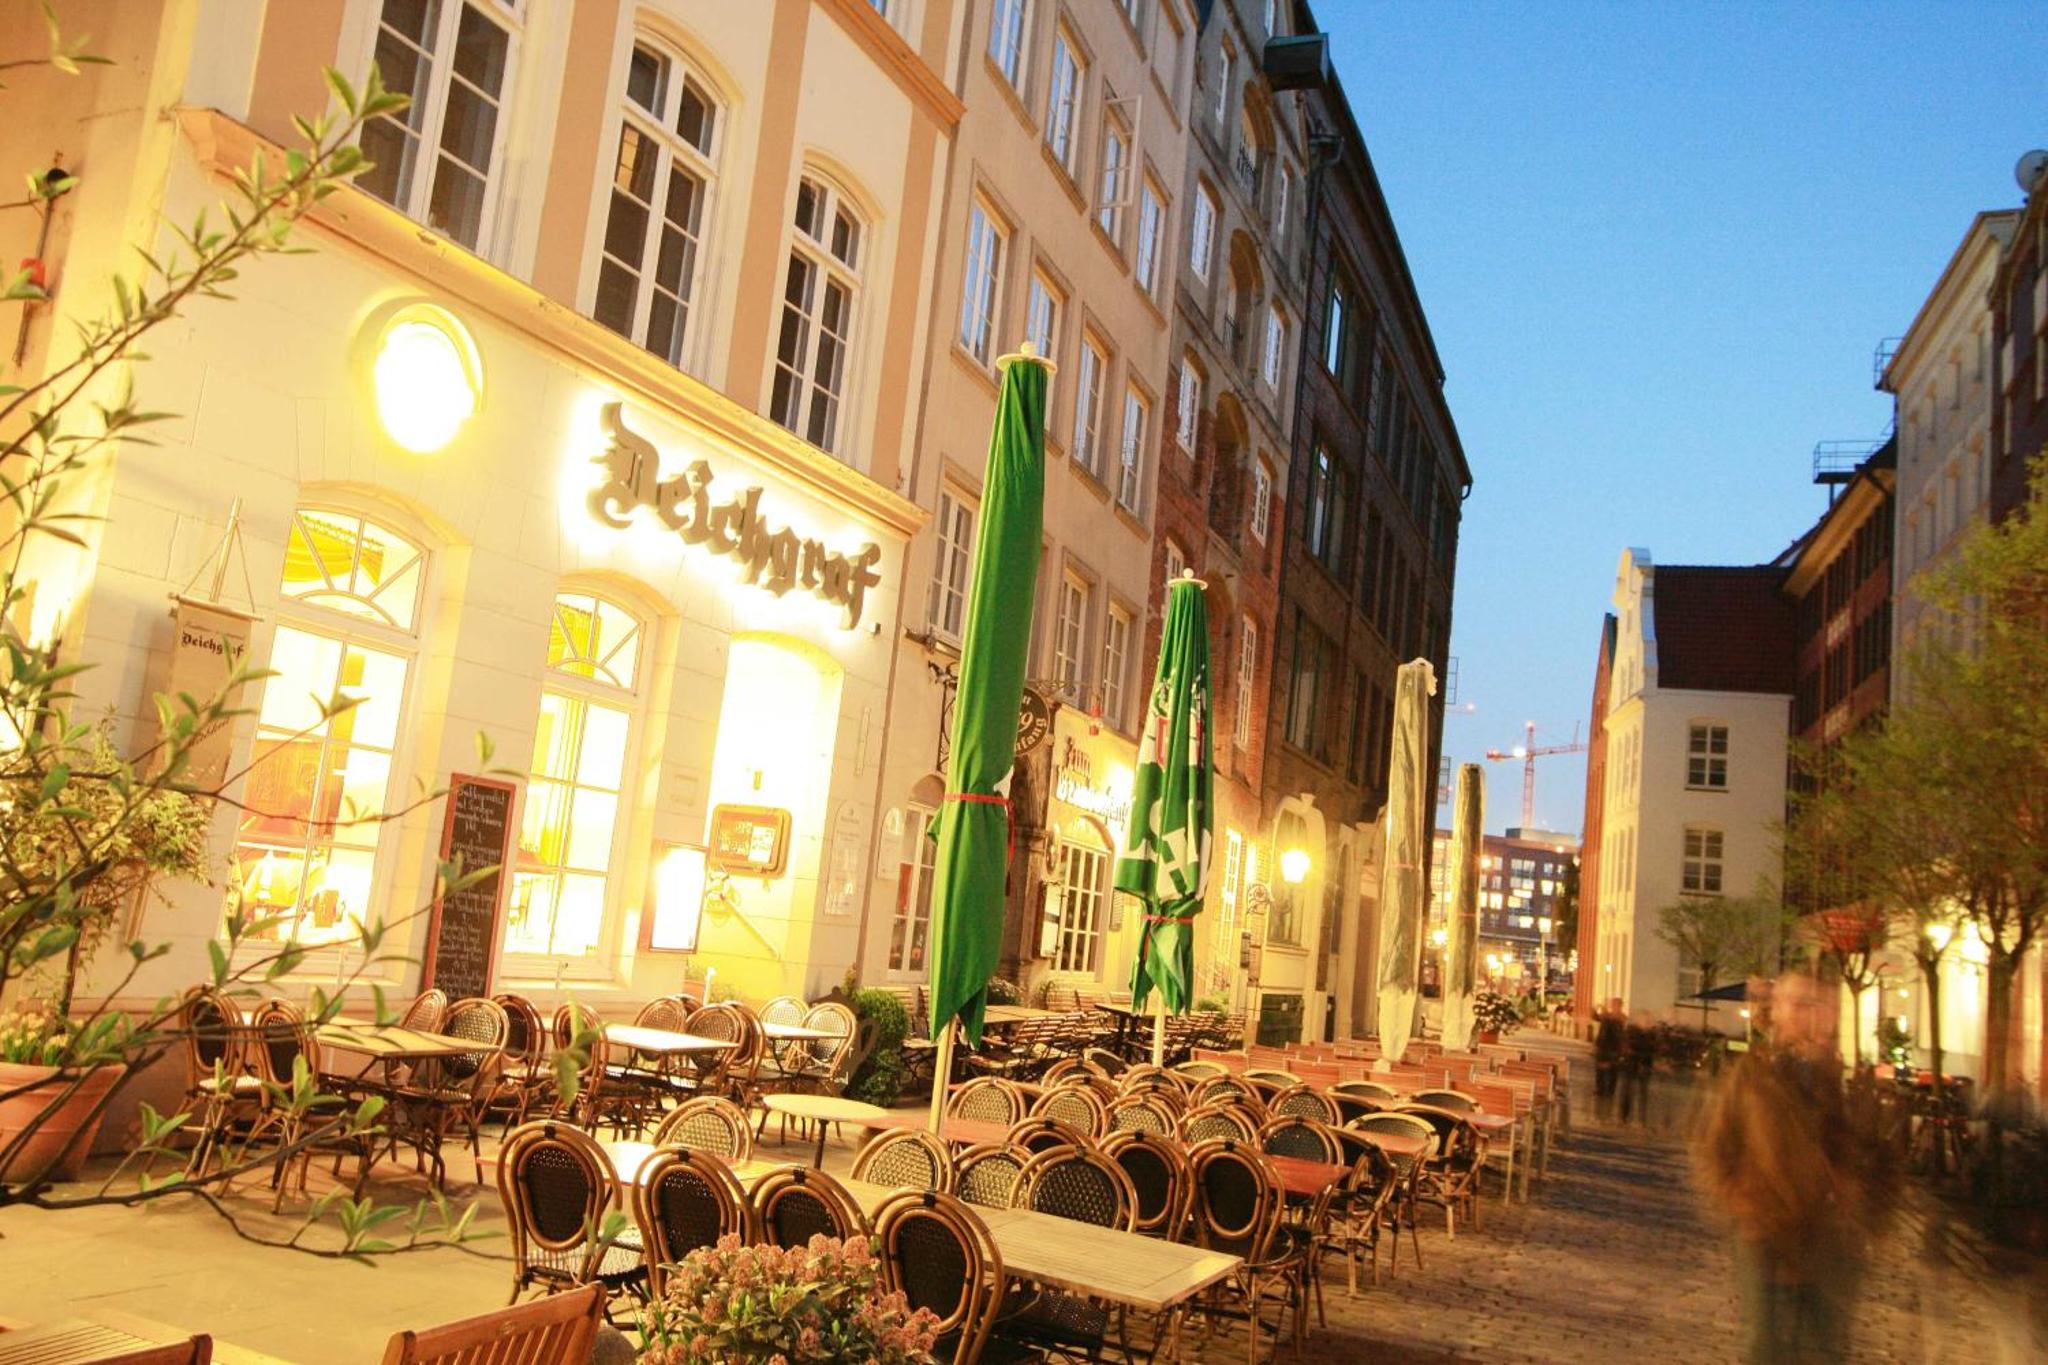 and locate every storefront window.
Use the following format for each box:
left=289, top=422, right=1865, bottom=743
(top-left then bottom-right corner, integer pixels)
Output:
left=234, top=511, right=423, bottom=947
left=1056, top=841, right=1107, bottom=974
left=888, top=808, right=938, bottom=974
left=505, top=592, right=643, bottom=963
